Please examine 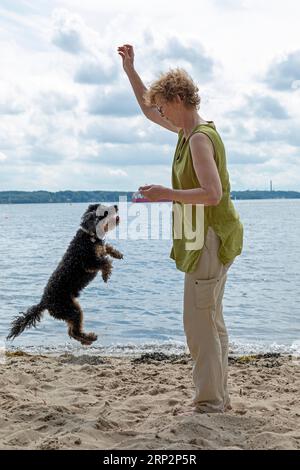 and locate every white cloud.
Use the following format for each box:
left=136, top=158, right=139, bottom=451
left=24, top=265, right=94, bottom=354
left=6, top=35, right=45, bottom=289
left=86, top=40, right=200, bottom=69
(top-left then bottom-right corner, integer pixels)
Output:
left=264, top=50, right=300, bottom=91
left=156, top=37, right=215, bottom=82
left=80, top=116, right=177, bottom=145
left=212, top=0, right=250, bottom=7
left=74, top=59, right=117, bottom=85
left=108, top=168, right=128, bottom=177
left=87, top=88, right=140, bottom=116
left=51, top=8, right=87, bottom=54
left=229, top=93, right=289, bottom=120
left=0, top=151, right=7, bottom=161
left=37, top=91, right=78, bottom=114
left=0, top=84, right=26, bottom=115
left=0, top=0, right=299, bottom=192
